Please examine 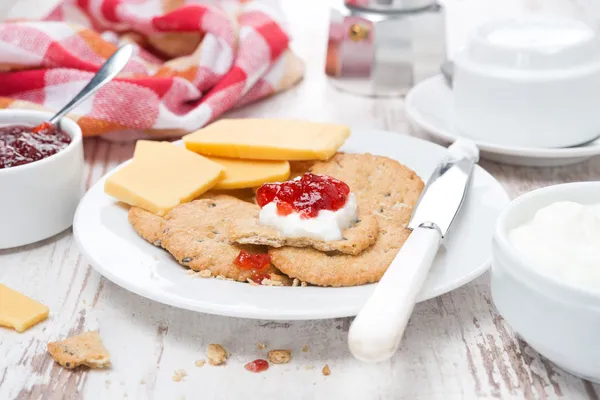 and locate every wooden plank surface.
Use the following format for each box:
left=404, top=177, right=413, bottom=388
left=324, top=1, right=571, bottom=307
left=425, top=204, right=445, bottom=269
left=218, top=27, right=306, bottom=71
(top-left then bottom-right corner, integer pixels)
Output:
left=2, top=1, right=600, bottom=399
